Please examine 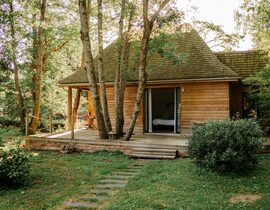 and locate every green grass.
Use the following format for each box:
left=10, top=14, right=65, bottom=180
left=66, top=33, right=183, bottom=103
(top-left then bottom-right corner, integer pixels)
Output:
left=0, top=126, right=134, bottom=210
left=0, top=127, right=22, bottom=140
left=104, top=156, right=270, bottom=210
left=1, top=127, right=270, bottom=209
left=0, top=151, right=133, bottom=210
